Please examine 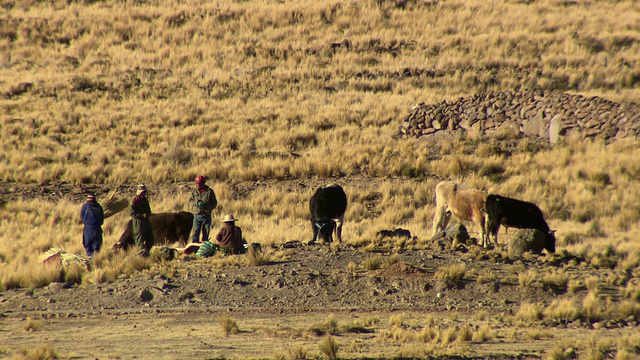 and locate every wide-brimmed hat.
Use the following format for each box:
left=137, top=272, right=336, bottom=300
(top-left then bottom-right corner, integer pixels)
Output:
left=222, top=214, right=238, bottom=223
left=136, top=184, right=147, bottom=195
left=194, top=175, right=206, bottom=184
